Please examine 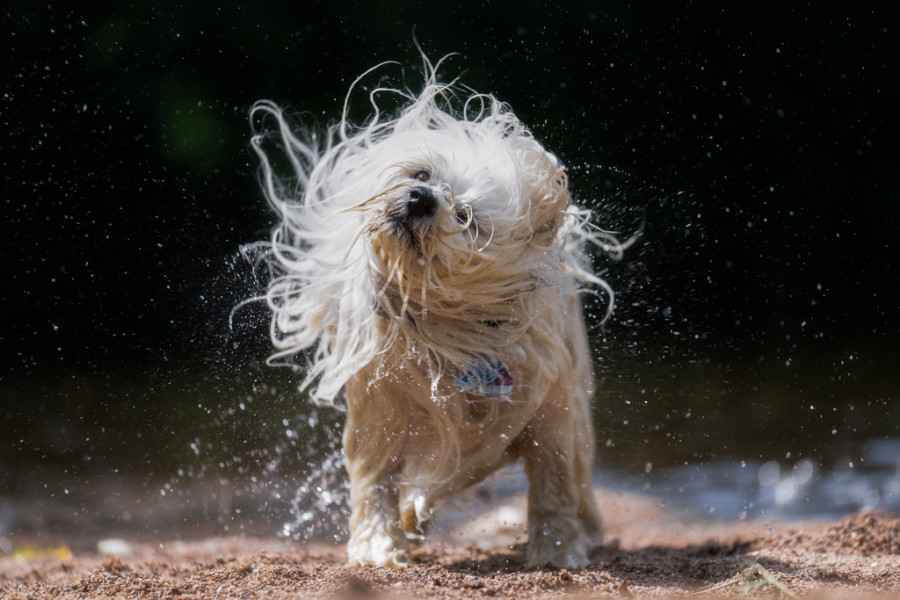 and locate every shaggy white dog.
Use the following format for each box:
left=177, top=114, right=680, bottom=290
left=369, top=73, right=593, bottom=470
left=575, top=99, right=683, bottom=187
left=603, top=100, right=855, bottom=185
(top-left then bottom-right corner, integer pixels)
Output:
left=246, top=56, right=626, bottom=569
